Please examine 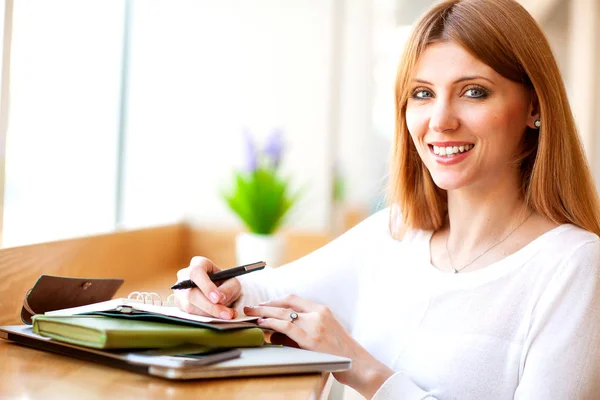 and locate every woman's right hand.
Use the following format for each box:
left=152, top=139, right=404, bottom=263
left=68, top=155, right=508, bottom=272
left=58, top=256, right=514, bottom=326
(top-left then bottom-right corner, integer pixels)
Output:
left=173, top=256, right=242, bottom=320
